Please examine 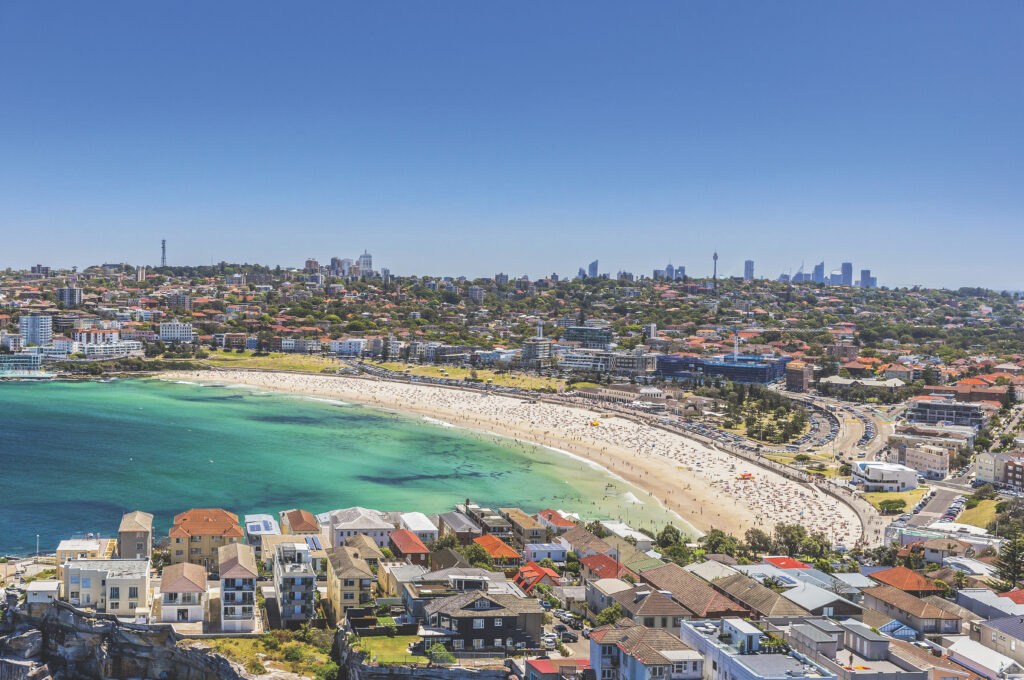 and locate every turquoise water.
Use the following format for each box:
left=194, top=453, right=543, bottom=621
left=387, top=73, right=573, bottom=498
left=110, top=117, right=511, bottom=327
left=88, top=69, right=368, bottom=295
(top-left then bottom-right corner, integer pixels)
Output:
left=0, top=378, right=683, bottom=555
